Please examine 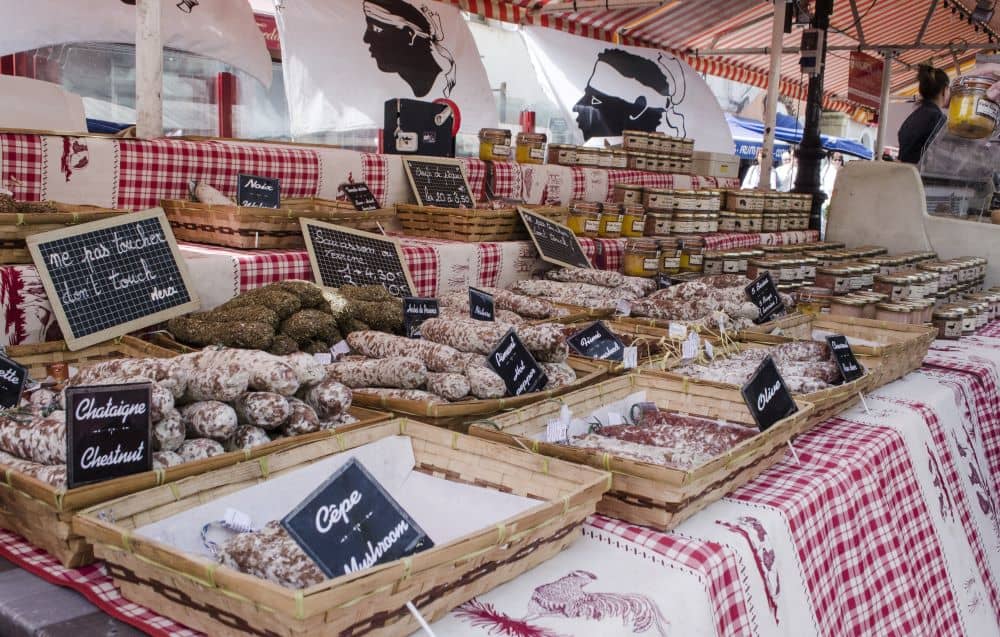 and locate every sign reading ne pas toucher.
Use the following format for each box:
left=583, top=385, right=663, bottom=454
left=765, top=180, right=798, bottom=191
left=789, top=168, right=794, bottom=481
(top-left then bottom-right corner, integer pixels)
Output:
left=518, top=207, right=592, bottom=270
left=281, top=458, right=433, bottom=578
left=402, top=157, right=475, bottom=209
left=27, top=208, right=200, bottom=351
left=745, top=272, right=784, bottom=324
left=488, top=329, right=548, bottom=397
left=740, top=355, right=798, bottom=432
left=237, top=173, right=281, bottom=209
left=566, top=321, right=625, bottom=362
left=403, top=297, right=439, bottom=338
left=300, top=218, right=415, bottom=298
left=65, top=382, right=153, bottom=489
left=0, top=354, right=29, bottom=409
left=826, top=335, right=865, bottom=382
